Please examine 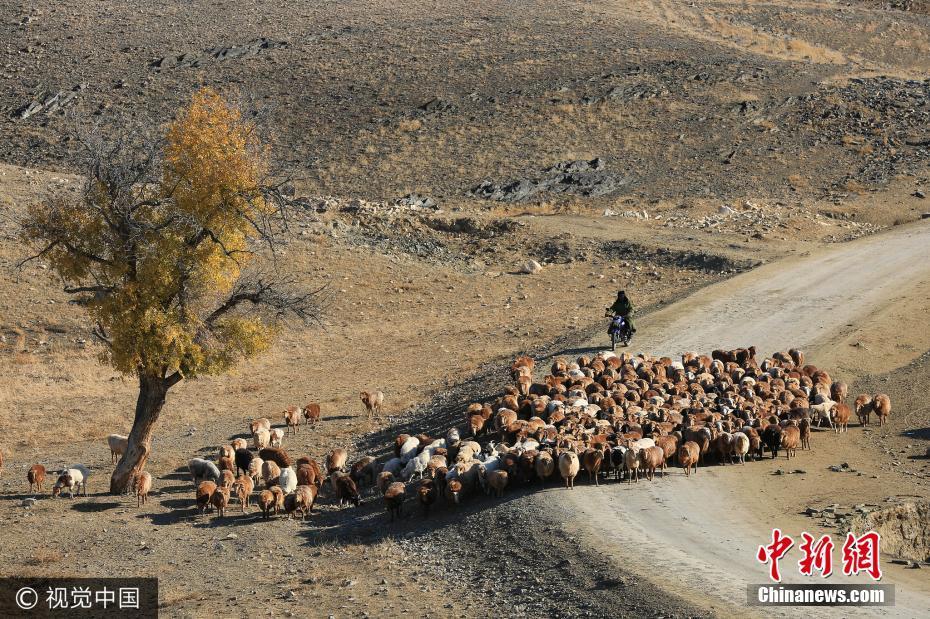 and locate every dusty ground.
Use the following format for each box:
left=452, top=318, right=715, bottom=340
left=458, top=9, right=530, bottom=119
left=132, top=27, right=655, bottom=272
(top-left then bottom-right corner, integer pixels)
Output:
left=2, top=0, right=930, bottom=616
